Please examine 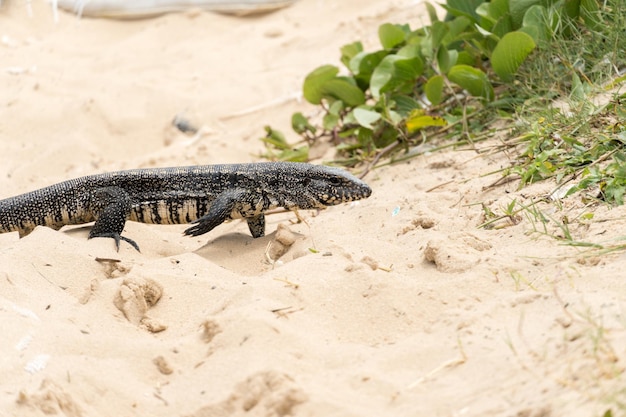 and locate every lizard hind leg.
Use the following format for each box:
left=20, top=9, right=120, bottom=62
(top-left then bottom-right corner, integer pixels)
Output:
left=183, top=190, right=242, bottom=237
left=88, top=187, right=139, bottom=252
left=246, top=215, right=265, bottom=238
